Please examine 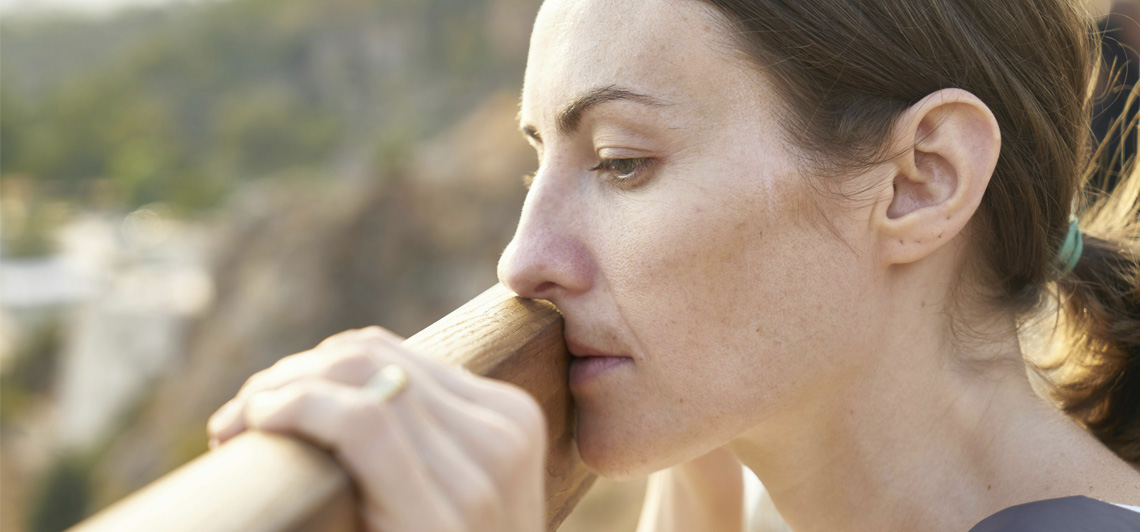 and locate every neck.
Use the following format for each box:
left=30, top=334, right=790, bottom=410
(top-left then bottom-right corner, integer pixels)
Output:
left=728, top=285, right=1139, bottom=531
